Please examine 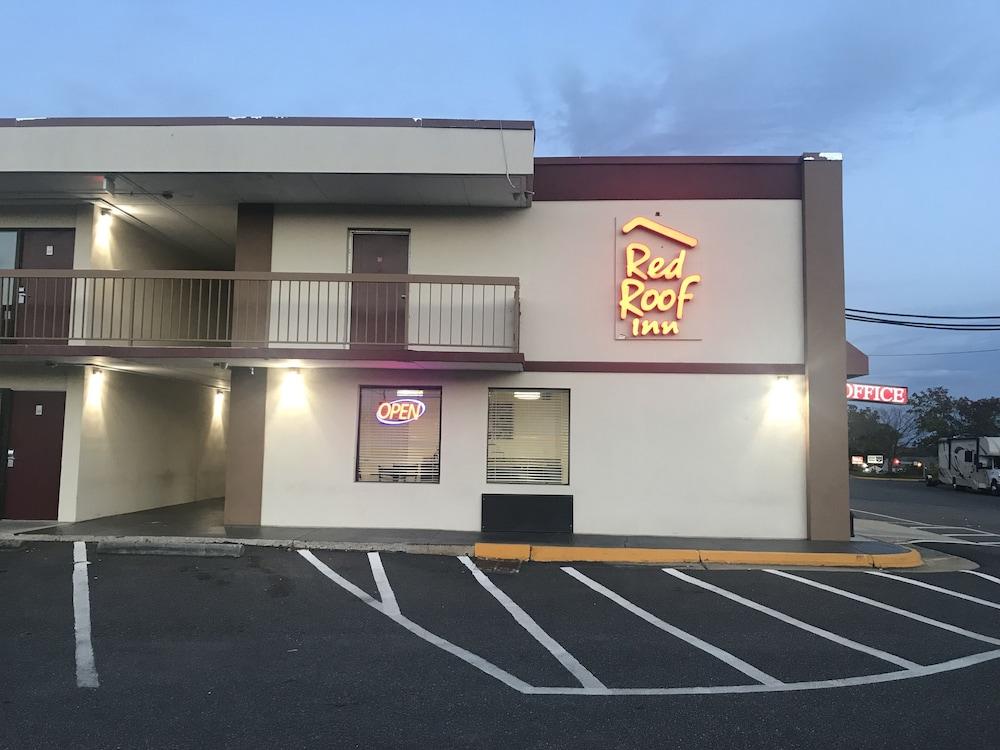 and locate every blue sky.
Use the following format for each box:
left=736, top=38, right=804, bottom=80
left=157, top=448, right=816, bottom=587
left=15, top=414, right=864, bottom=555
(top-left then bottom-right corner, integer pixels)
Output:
left=2, top=0, right=998, bottom=396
